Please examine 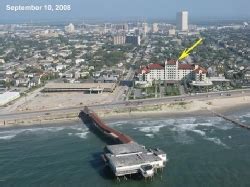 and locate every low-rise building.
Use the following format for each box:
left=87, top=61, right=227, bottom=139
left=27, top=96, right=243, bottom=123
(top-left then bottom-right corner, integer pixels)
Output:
left=0, top=92, right=20, bottom=106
